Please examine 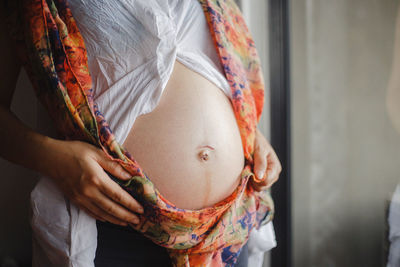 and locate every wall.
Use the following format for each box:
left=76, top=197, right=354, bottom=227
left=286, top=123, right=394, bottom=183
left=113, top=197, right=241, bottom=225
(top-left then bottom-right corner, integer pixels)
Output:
left=0, top=70, right=38, bottom=266
left=291, top=0, right=400, bottom=266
